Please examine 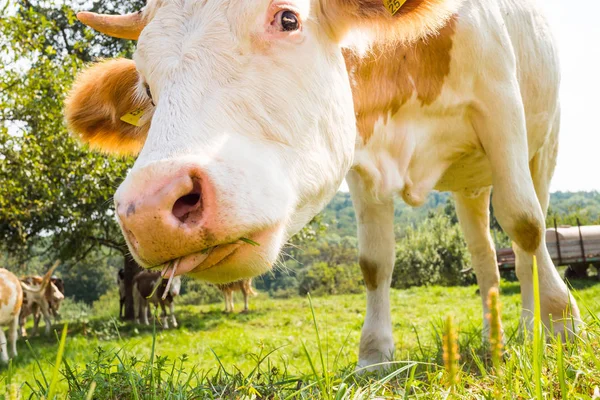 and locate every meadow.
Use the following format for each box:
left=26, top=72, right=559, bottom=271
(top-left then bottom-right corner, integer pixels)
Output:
left=2, top=277, right=600, bottom=399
